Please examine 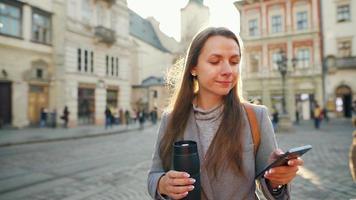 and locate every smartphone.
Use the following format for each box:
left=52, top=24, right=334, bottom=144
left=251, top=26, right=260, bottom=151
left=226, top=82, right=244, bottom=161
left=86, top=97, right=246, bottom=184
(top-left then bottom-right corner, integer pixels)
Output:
left=255, top=145, right=312, bottom=179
